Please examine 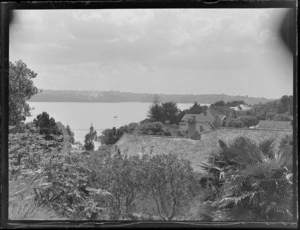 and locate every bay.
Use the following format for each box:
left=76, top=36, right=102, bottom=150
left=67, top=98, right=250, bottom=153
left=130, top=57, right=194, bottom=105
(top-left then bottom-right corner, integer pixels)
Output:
left=26, top=102, right=206, bottom=145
